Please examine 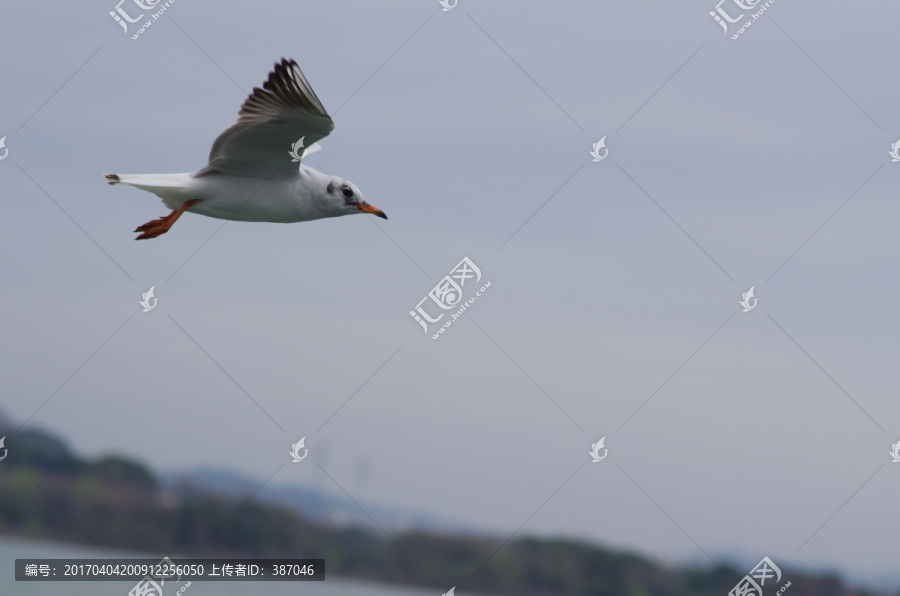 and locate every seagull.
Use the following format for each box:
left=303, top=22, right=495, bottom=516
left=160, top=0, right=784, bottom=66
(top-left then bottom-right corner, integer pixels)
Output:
left=105, top=58, right=386, bottom=240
